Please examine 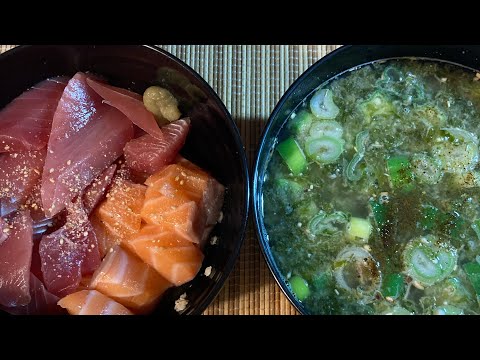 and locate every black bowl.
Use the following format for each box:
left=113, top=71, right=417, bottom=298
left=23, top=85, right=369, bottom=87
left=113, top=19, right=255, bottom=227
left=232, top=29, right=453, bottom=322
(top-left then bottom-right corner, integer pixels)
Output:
left=0, top=45, right=249, bottom=315
left=253, top=45, right=480, bottom=315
